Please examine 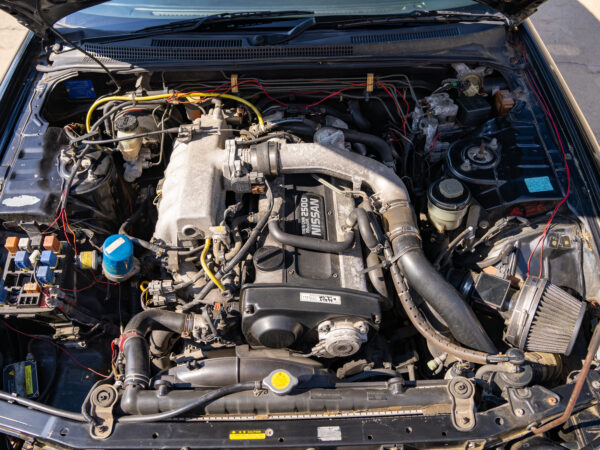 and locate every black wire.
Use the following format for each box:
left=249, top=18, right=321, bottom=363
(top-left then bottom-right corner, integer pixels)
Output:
left=79, top=128, right=180, bottom=145
left=37, top=0, right=122, bottom=94
left=118, top=382, right=257, bottom=422
left=59, top=145, right=92, bottom=213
